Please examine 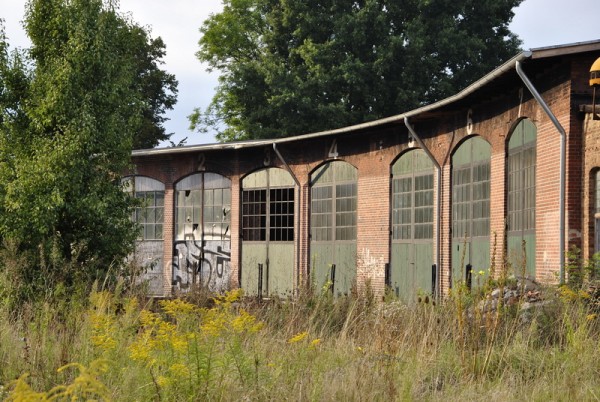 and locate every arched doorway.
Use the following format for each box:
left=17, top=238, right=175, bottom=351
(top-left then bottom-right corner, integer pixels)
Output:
left=390, top=149, right=435, bottom=301
left=173, top=172, right=231, bottom=292
left=241, top=167, right=295, bottom=297
left=310, top=160, right=357, bottom=295
left=123, top=175, right=165, bottom=295
left=451, top=136, right=491, bottom=288
left=507, top=119, right=536, bottom=277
